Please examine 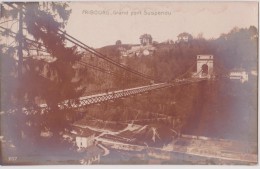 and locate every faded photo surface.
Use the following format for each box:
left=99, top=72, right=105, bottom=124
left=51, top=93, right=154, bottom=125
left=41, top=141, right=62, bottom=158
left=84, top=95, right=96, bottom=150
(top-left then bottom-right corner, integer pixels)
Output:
left=0, top=1, right=258, bottom=165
